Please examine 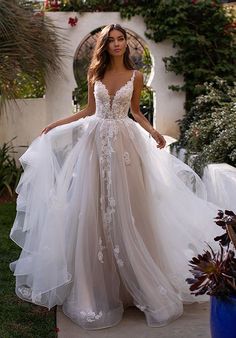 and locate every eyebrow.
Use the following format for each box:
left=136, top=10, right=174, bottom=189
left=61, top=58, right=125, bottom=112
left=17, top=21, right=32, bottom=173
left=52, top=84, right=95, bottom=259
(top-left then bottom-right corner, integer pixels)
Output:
left=108, top=35, right=124, bottom=39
